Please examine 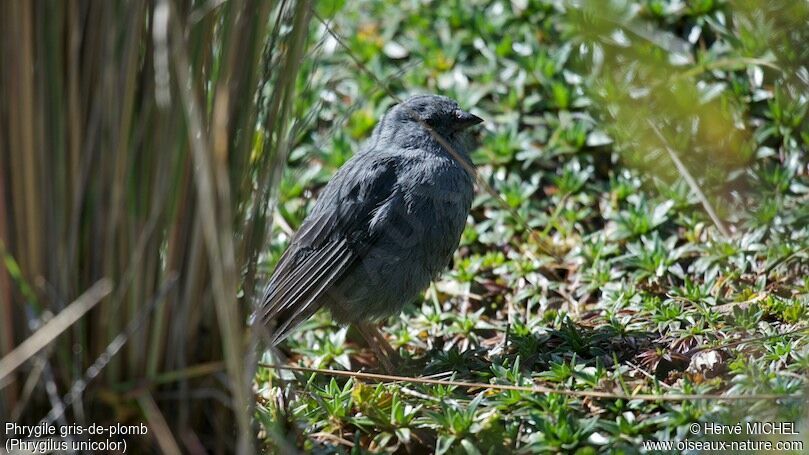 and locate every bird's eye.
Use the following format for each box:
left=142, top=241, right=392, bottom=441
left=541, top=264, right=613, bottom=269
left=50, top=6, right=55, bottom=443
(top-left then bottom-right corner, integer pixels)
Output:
left=405, top=107, right=426, bottom=122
